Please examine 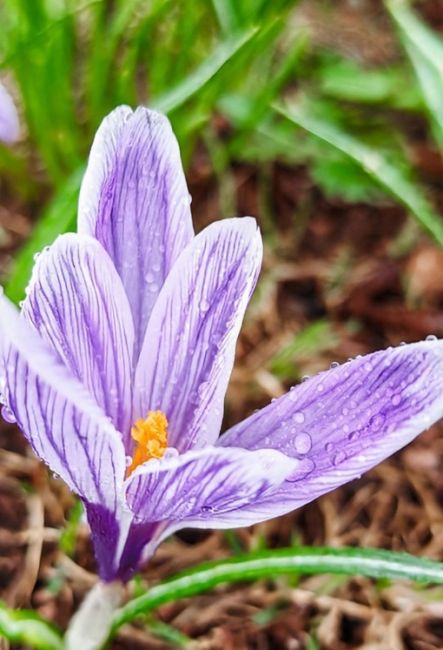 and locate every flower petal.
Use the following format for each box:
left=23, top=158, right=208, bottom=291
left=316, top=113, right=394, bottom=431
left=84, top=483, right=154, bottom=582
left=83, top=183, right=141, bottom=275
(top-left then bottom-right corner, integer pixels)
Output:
left=125, top=446, right=297, bottom=527
left=133, top=218, right=262, bottom=451
left=78, top=106, right=194, bottom=357
left=21, top=233, right=135, bottom=445
left=218, top=340, right=443, bottom=517
left=0, top=293, right=125, bottom=508
left=0, top=82, right=19, bottom=144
